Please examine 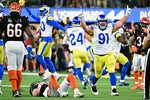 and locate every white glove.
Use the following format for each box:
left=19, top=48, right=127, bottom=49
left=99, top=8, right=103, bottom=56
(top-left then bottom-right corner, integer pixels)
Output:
left=78, top=13, right=84, bottom=20
left=125, top=5, right=132, bottom=16
left=31, top=48, right=36, bottom=57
